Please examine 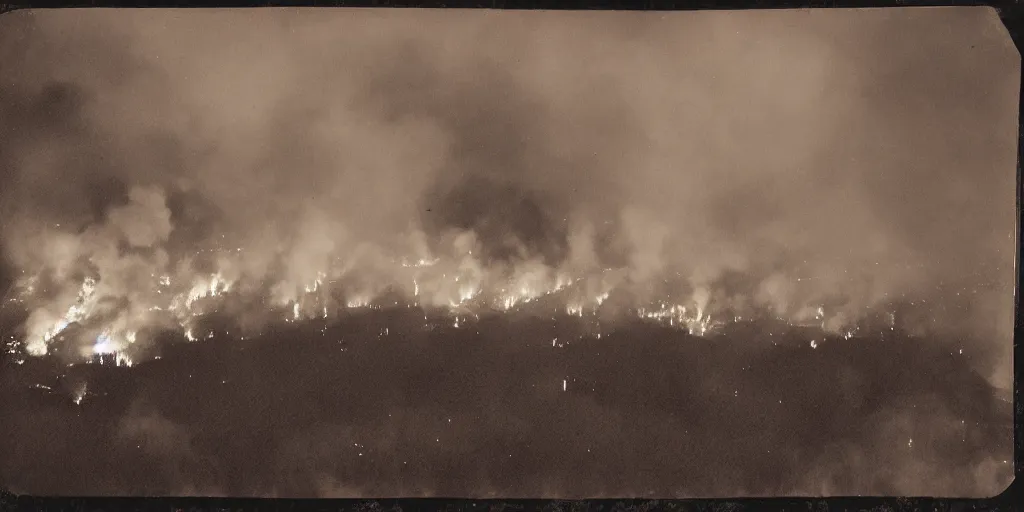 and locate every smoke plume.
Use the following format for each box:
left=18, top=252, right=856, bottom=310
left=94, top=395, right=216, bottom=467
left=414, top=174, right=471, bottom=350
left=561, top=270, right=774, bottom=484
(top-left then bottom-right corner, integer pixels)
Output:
left=0, top=7, right=1016, bottom=497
